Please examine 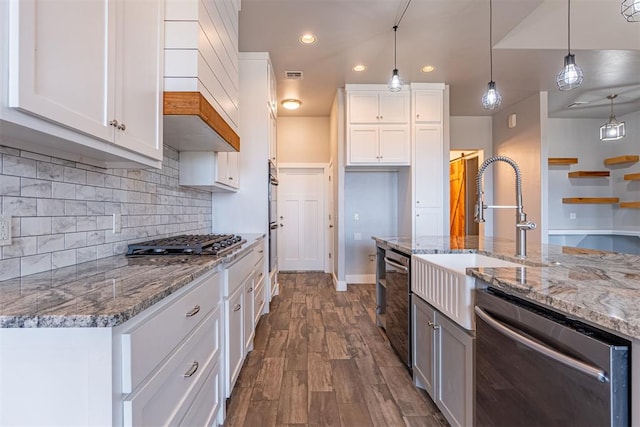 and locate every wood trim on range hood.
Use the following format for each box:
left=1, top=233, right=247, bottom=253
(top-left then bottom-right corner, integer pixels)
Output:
left=163, top=92, right=240, bottom=152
